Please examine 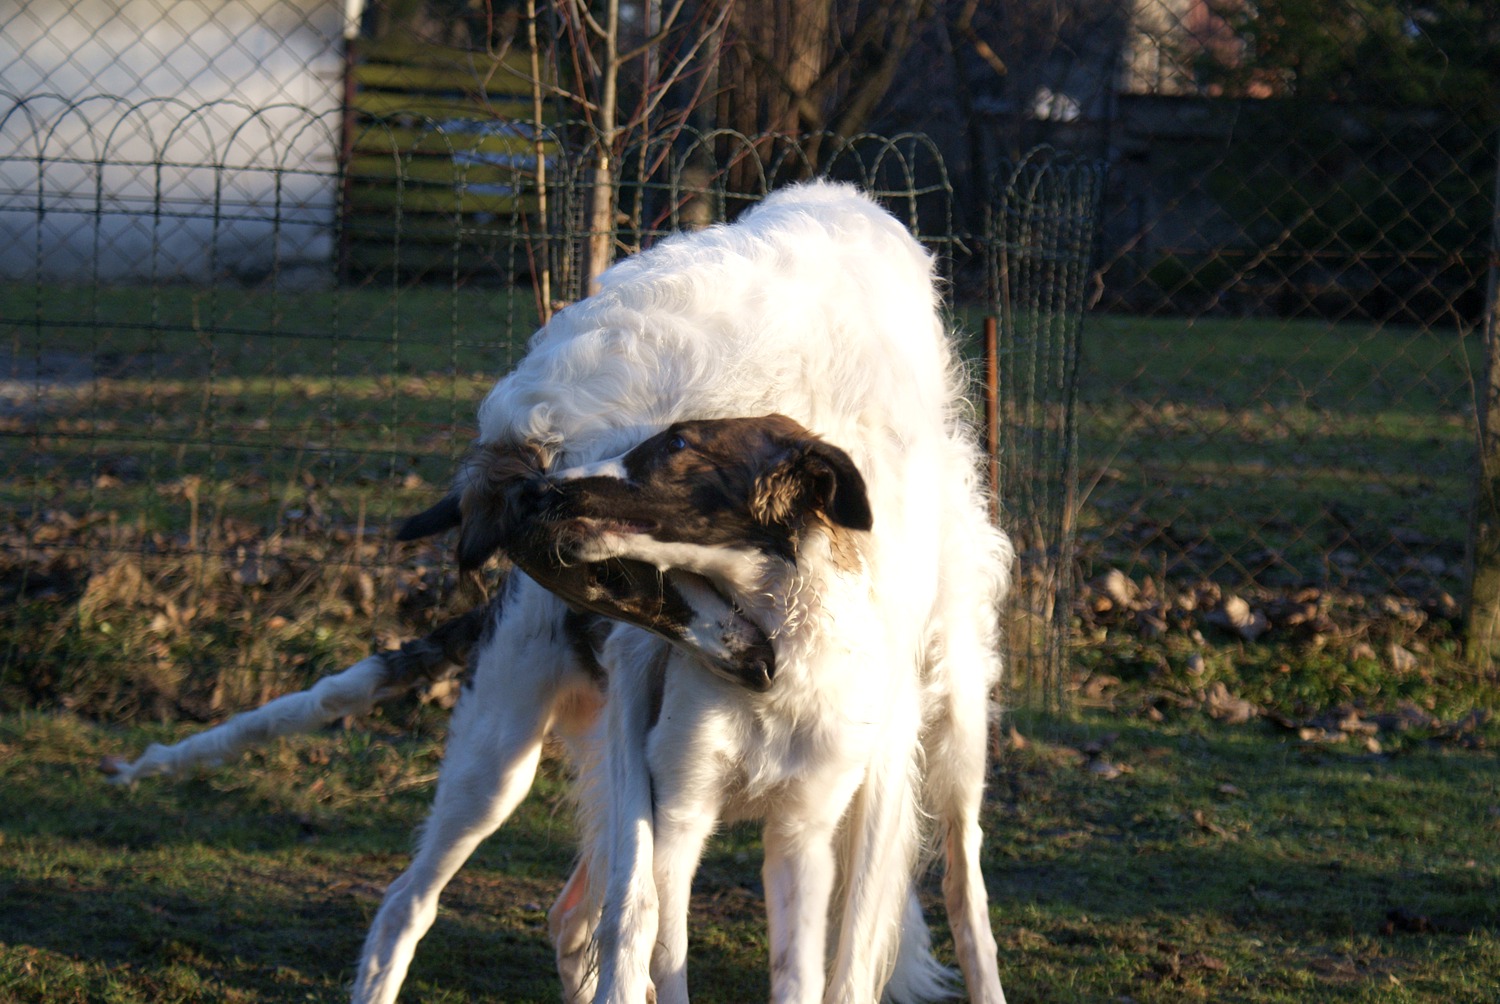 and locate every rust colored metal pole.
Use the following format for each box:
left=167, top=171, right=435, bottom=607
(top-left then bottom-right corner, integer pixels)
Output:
left=984, top=314, right=999, bottom=523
